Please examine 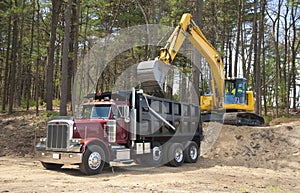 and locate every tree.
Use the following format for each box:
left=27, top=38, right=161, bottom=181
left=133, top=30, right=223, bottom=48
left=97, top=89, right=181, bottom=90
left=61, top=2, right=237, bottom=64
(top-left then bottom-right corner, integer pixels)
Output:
left=45, top=0, right=62, bottom=111
left=1, top=1, right=12, bottom=113
left=254, top=0, right=266, bottom=116
left=192, top=0, right=203, bottom=99
left=60, top=0, right=72, bottom=116
left=8, top=0, right=19, bottom=114
left=290, top=1, right=300, bottom=110
left=0, top=0, right=299, bottom=118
